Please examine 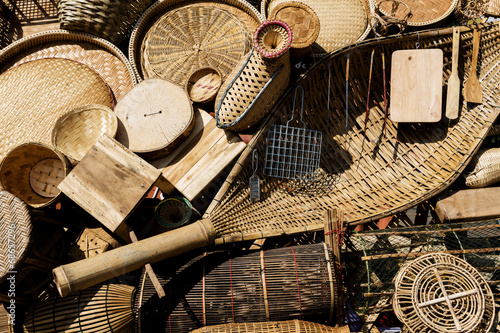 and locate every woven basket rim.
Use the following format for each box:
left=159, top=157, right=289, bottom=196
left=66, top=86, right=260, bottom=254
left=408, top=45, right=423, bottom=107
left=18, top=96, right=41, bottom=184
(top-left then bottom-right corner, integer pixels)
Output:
left=154, top=196, right=193, bottom=228
left=185, top=67, right=223, bottom=103
left=376, top=0, right=460, bottom=26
